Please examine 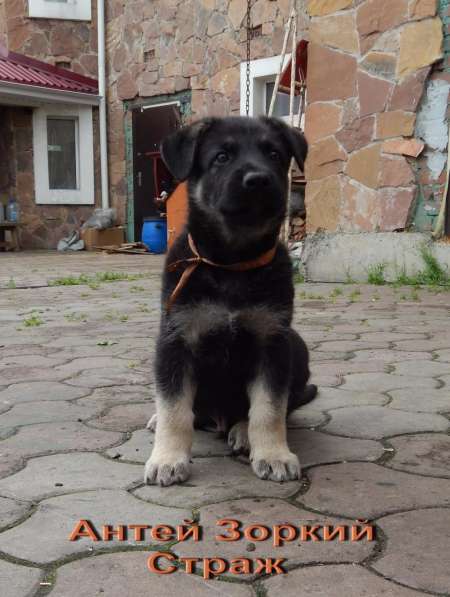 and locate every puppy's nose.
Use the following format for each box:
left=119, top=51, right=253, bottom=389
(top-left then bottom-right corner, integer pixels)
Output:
left=242, top=171, right=270, bottom=190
